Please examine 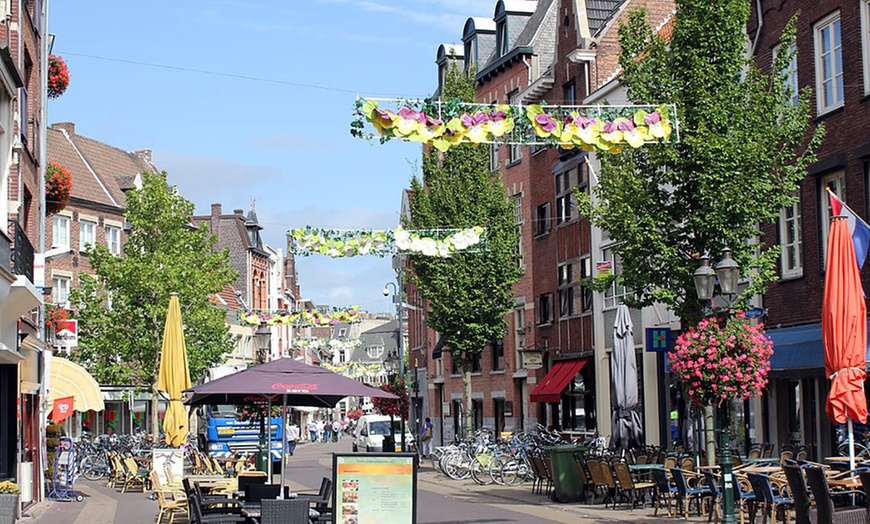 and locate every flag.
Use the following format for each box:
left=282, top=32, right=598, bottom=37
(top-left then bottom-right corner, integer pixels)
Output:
left=829, top=189, right=870, bottom=270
